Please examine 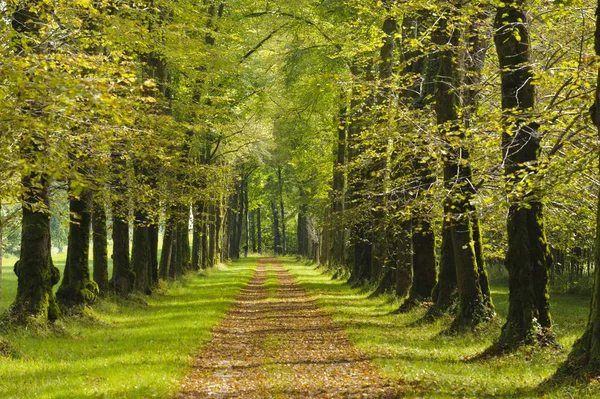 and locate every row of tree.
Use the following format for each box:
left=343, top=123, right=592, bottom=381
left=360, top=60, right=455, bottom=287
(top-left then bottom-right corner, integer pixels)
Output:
left=4, top=0, right=600, bottom=380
